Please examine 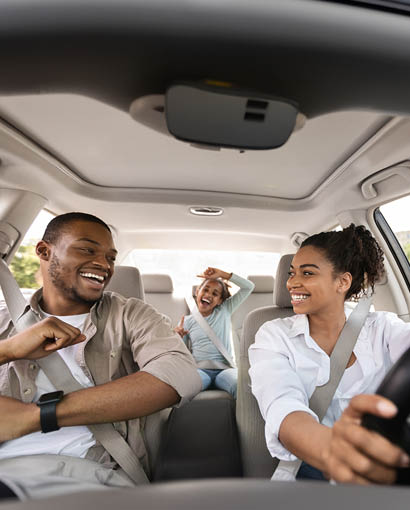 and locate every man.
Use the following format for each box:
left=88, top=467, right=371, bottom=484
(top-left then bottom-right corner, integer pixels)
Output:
left=0, top=212, right=201, bottom=500
left=327, top=394, right=410, bottom=485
